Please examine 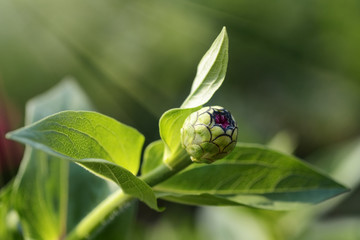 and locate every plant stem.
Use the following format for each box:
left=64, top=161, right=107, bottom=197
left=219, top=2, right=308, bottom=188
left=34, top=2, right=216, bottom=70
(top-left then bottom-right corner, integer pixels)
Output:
left=66, top=189, right=132, bottom=240
left=140, top=150, right=191, bottom=186
left=66, top=150, right=191, bottom=240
